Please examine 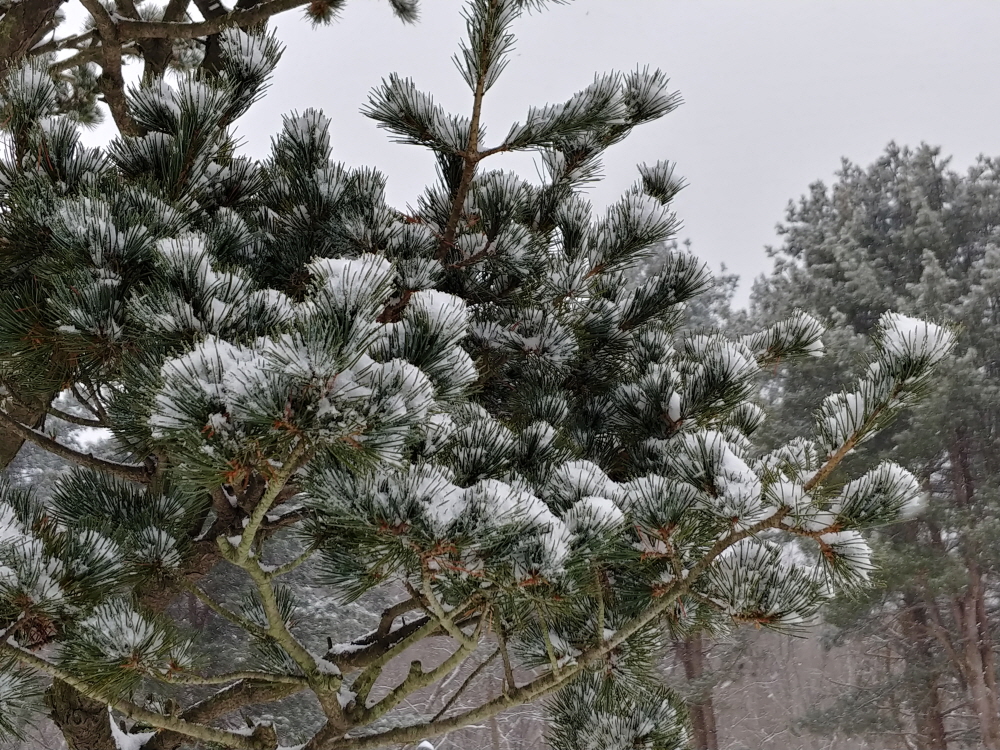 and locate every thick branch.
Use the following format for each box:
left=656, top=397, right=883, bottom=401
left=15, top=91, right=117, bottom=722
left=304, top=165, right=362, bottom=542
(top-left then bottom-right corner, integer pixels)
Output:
left=0, top=641, right=264, bottom=750
left=157, top=670, right=308, bottom=686
left=117, top=0, right=307, bottom=40
left=0, top=408, right=151, bottom=482
left=362, top=629, right=480, bottom=725
left=47, top=405, right=106, bottom=428
left=241, top=556, right=319, bottom=676
left=140, top=0, right=193, bottom=80
left=145, top=680, right=304, bottom=750
left=324, top=511, right=790, bottom=750
left=78, top=0, right=143, bottom=135
left=0, top=0, right=63, bottom=70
